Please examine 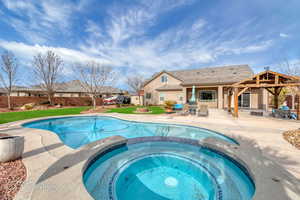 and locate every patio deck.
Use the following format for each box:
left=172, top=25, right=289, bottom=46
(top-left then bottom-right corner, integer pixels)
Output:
left=0, top=109, right=299, bottom=200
